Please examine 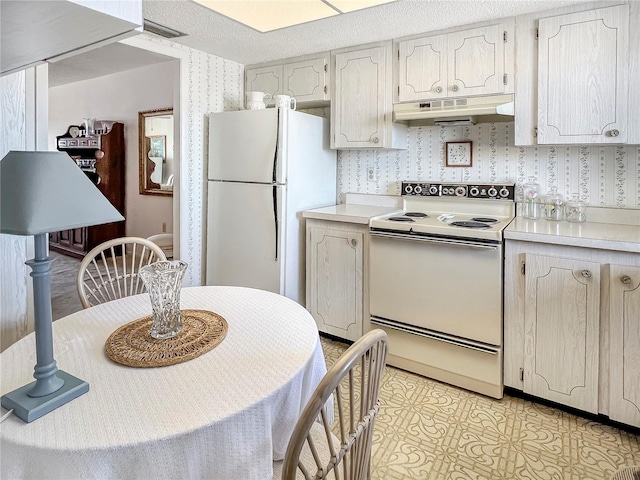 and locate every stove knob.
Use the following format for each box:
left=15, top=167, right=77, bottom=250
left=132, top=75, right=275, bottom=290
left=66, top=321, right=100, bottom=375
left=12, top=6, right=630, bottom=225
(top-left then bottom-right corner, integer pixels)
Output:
left=488, top=187, right=498, bottom=197
left=499, top=187, right=510, bottom=198
left=469, top=187, right=479, bottom=196
left=429, top=185, right=439, bottom=195
left=414, top=185, right=423, bottom=194
left=404, top=184, right=413, bottom=194
left=455, top=186, right=466, bottom=196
